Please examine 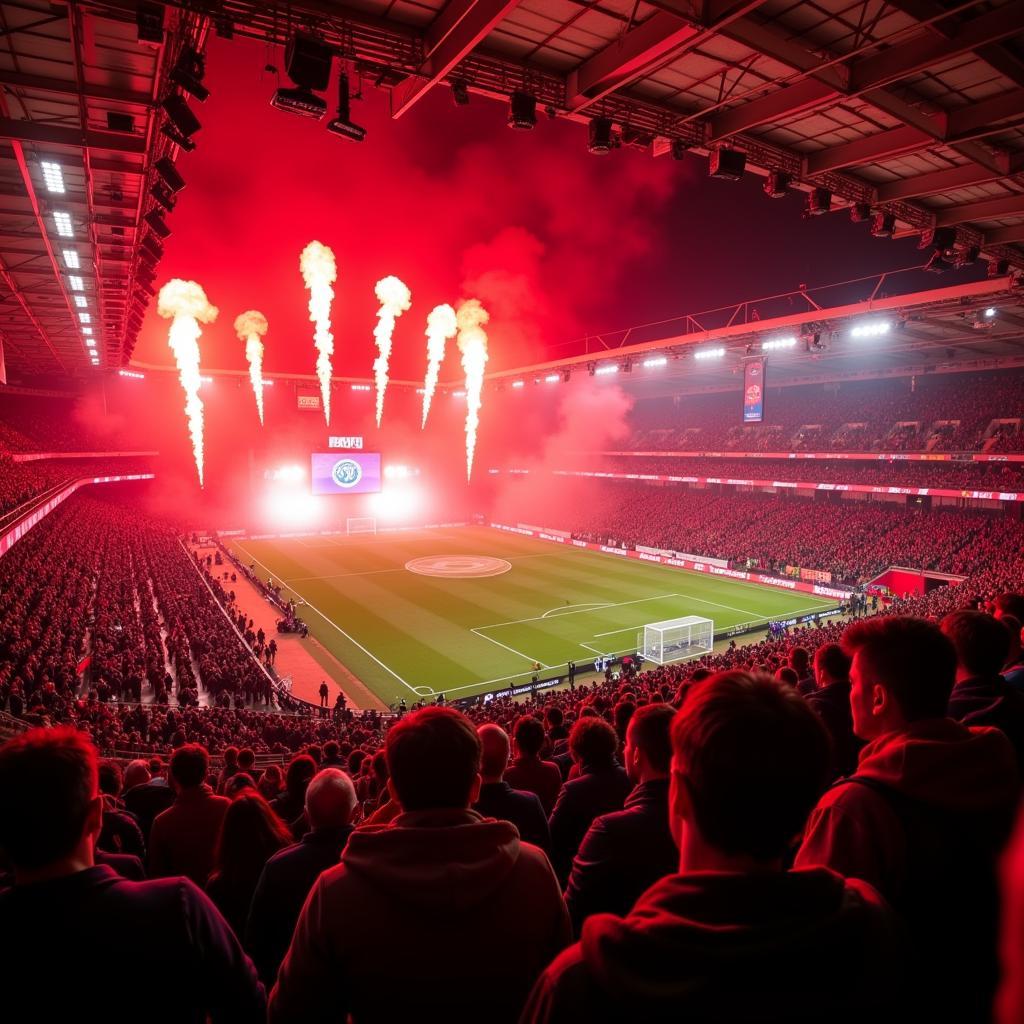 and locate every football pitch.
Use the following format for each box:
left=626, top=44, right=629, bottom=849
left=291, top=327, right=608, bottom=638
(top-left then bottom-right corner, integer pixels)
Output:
left=228, top=526, right=838, bottom=707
